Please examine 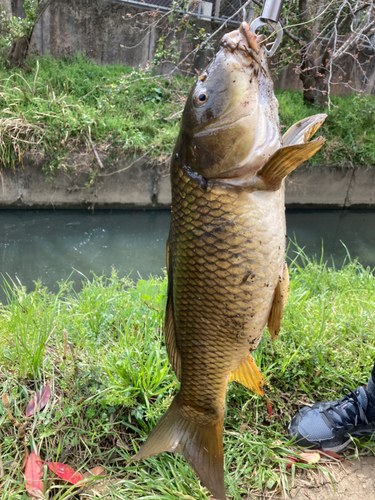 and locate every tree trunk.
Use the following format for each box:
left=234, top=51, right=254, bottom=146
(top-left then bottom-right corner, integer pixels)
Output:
left=8, top=35, right=30, bottom=67
left=298, top=37, right=333, bottom=109
left=299, top=57, right=327, bottom=107
left=0, top=0, right=12, bottom=15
